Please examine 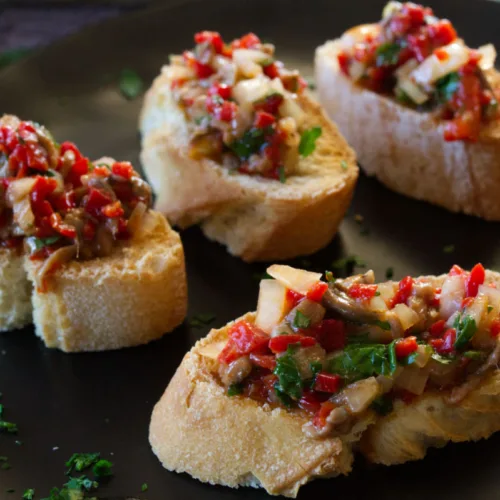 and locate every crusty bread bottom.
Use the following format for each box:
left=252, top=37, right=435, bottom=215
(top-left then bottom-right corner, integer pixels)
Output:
left=315, top=40, right=500, bottom=220
left=139, top=67, right=358, bottom=262
left=0, top=248, right=32, bottom=332
left=150, top=313, right=374, bottom=497
left=24, top=211, right=187, bottom=352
